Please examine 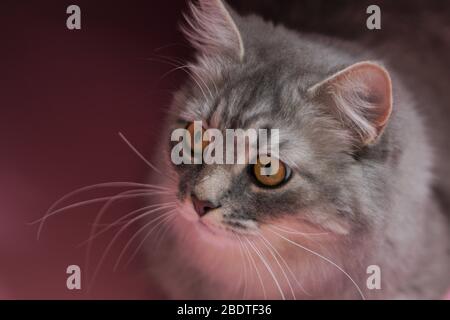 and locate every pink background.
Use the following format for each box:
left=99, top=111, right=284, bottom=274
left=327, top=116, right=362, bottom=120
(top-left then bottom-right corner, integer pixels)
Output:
left=1, top=0, right=189, bottom=299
